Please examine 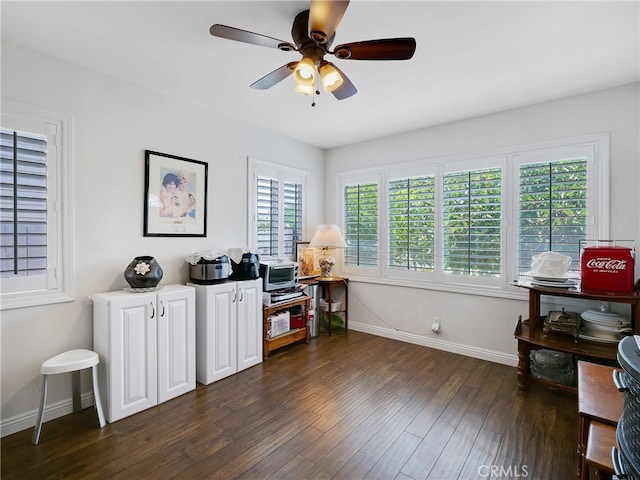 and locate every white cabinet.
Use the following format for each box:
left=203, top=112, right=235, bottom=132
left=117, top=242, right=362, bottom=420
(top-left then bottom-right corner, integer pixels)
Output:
left=92, top=284, right=195, bottom=423
left=189, top=279, right=262, bottom=385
